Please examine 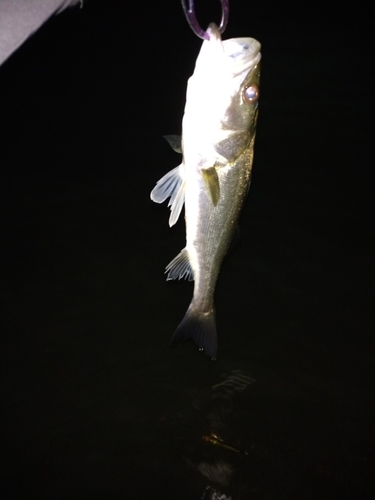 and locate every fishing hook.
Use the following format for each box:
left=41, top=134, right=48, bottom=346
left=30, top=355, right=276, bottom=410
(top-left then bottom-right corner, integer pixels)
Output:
left=181, top=0, right=229, bottom=40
